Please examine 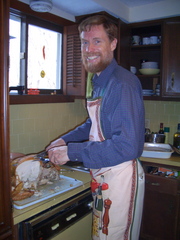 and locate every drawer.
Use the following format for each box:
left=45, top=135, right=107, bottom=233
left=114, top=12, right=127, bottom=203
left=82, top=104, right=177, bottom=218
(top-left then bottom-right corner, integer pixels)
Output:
left=145, top=173, right=180, bottom=195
